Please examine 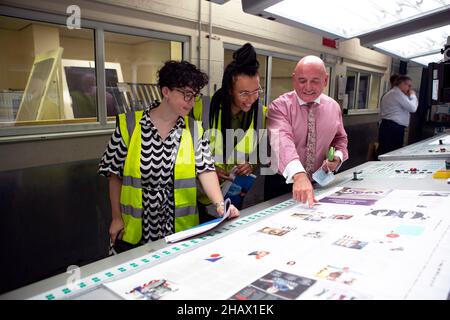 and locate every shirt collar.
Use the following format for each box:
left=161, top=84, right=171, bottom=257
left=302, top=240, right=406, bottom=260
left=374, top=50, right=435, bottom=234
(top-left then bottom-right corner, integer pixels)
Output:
left=295, top=91, right=321, bottom=106
left=140, top=107, right=186, bottom=129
